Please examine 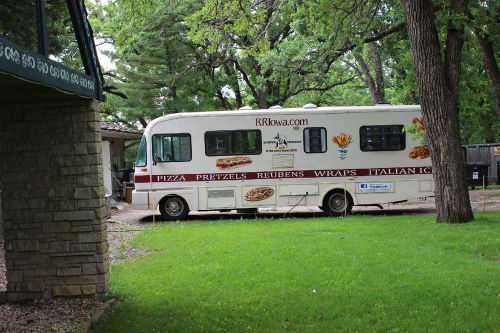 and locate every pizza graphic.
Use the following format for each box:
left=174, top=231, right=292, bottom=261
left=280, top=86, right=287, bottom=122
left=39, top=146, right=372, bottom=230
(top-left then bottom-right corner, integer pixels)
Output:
left=244, top=187, right=275, bottom=202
